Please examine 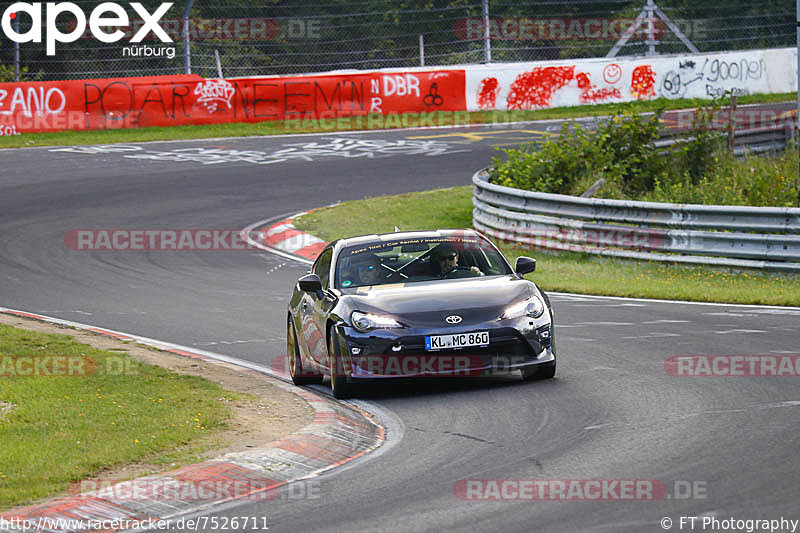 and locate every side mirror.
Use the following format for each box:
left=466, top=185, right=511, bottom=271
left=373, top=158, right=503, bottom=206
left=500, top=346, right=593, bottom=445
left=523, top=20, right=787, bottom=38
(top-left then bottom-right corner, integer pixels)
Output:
left=515, top=256, right=536, bottom=275
left=298, top=273, right=323, bottom=292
